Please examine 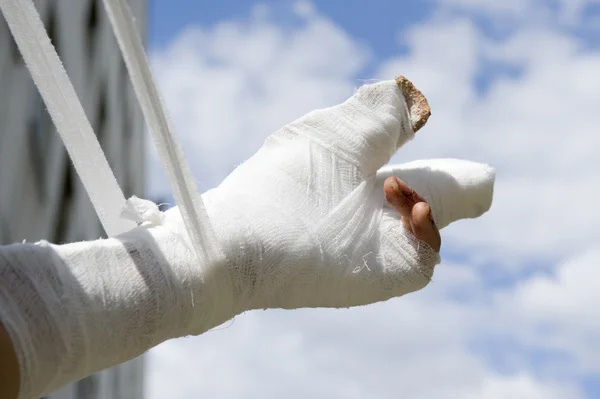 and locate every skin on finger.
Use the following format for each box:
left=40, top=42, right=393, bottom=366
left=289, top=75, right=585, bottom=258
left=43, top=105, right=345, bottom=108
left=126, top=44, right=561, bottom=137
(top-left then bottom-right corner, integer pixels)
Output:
left=384, top=176, right=441, bottom=252
left=384, top=177, right=412, bottom=217
left=383, top=177, right=413, bottom=231
left=411, top=202, right=441, bottom=252
left=384, top=177, right=426, bottom=209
